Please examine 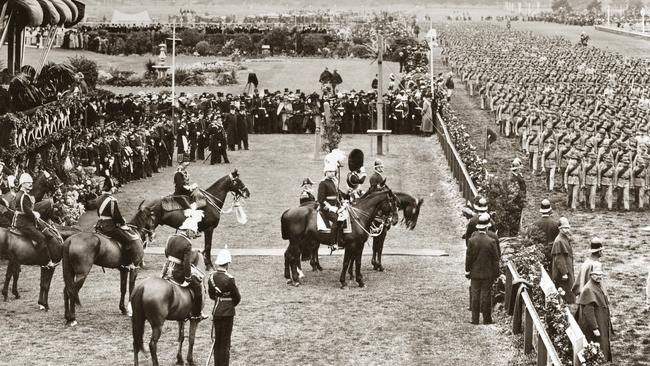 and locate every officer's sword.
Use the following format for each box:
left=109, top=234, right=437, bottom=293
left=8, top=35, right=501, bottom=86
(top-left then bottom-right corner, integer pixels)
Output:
left=204, top=286, right=220, bottom=366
